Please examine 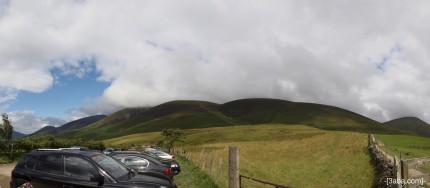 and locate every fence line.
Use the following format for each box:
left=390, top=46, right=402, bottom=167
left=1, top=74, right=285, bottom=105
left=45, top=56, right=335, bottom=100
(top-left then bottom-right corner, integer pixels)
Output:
left=369, top=134, right=430, bottom=188
left=175, top=147, right=290, bottom=188
left=239, top=174, right=290, bottom=188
